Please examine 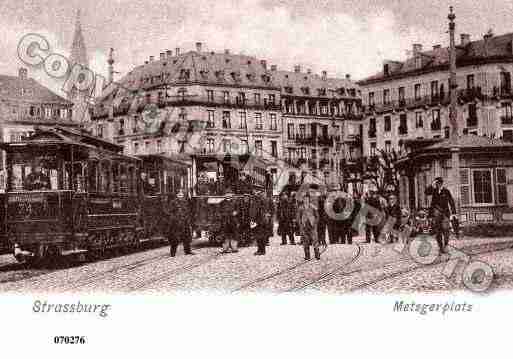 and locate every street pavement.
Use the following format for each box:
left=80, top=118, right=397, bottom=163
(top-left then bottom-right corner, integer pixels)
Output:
left=0, top=234, right=512, bottom=294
